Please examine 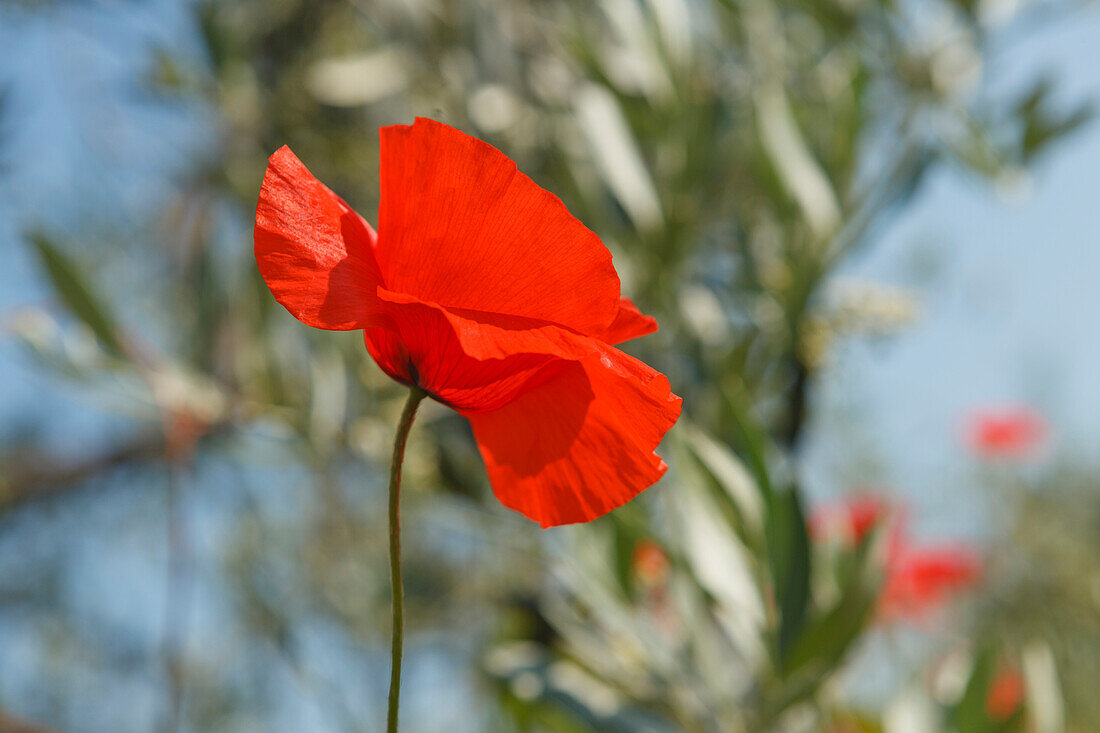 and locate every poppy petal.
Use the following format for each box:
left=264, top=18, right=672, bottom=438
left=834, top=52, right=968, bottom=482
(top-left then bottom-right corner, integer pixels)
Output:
left=880, top=545, right=982, bottom=621
left=376, top=118, right=620, bottom=334
left=364, top=324, right=558, bottom=413
left=599, top=297, right=658, bottom=345
left=377, top=288, right=596, bottom=361
left=368, top=290, right=662, bottom=416
left=466, top=346, right=682, bottom=527
left=365, top=293, right=597, bottom=413
left=255, top=146, right=385, bottom=330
